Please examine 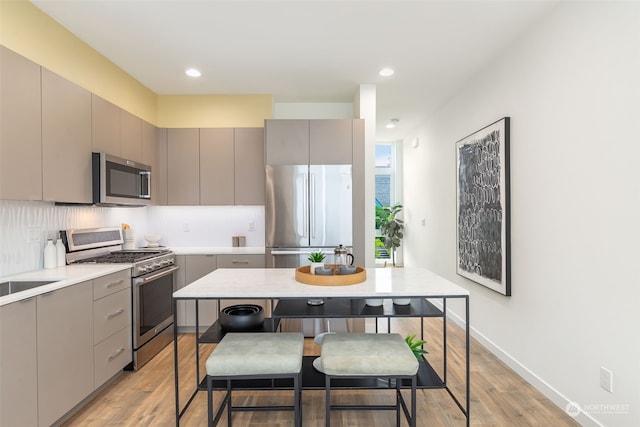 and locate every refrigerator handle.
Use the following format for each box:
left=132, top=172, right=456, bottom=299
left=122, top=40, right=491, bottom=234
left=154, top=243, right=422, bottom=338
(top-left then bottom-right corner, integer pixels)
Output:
left=303, top=172, right=309, bottom=239
left=310, top=172, right=316, bottom=239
